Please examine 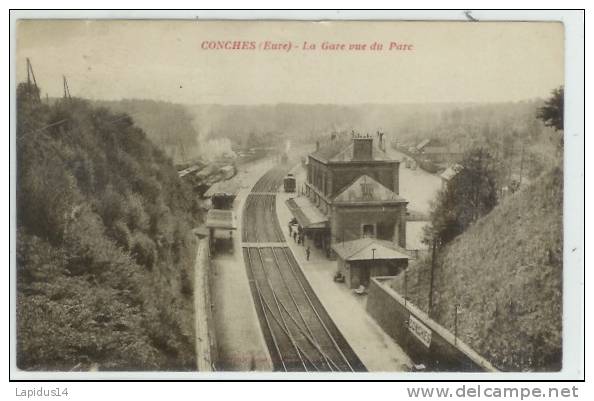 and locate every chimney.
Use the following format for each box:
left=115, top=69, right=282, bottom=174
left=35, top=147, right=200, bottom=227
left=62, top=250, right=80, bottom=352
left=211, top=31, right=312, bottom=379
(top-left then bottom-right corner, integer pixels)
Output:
left=316, top=141, right=320, bottom=151
left=352, top=136, right=373, bottom=160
